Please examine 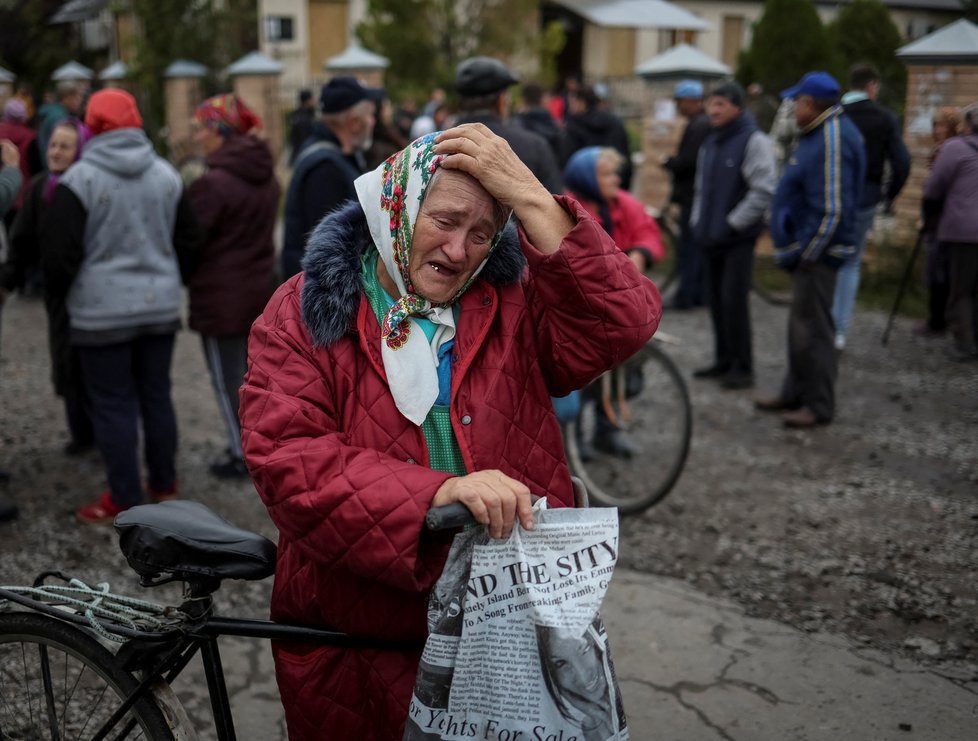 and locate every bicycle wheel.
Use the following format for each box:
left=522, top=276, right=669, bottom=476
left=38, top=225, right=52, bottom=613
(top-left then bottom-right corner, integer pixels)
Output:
left=0, top=612, right=175, bottom=740
left=564, top=343, right=692, bottom=515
